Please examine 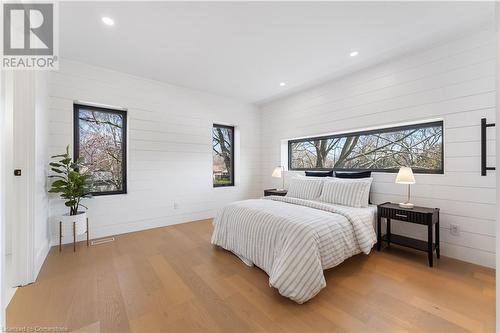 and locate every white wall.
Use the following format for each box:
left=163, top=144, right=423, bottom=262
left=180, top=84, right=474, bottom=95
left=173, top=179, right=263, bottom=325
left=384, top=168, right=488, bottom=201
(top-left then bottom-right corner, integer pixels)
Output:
left=495, top=3, right=499, bottom=328
left=260, top=28, right=496, bottom=267
left=10, top=71, right=50, bottom=284
left=0, top=69, right=8, bottom=328
left=2, top=72, right=13, bottom=260
left=48, top=60, right=261, bottom=243
left=34, top=72, right=50, bottom=277
left=0, top=70, right=50, bottom=322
